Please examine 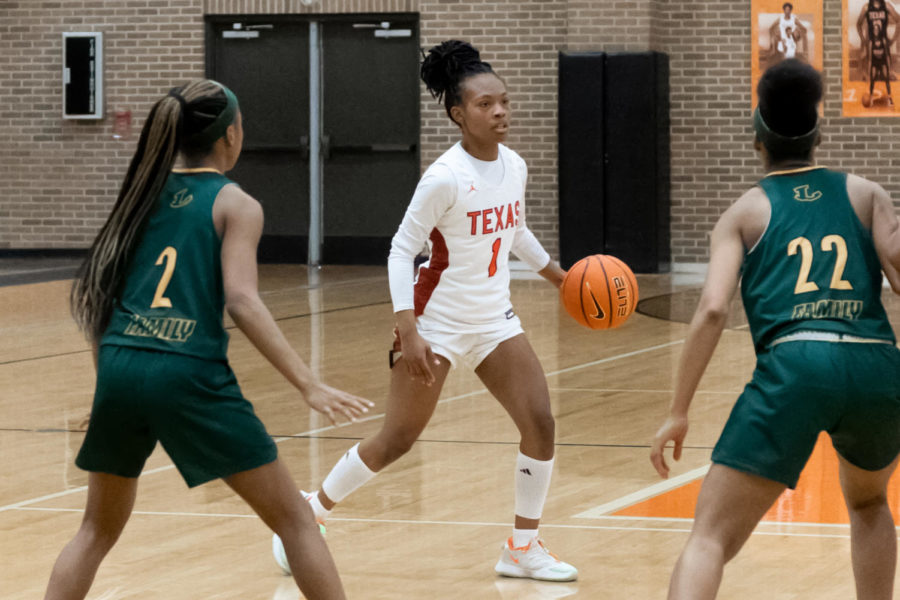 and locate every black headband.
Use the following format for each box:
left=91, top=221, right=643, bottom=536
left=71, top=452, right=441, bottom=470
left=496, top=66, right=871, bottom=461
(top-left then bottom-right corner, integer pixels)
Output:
left=753, top=106, right=818, bottom=156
